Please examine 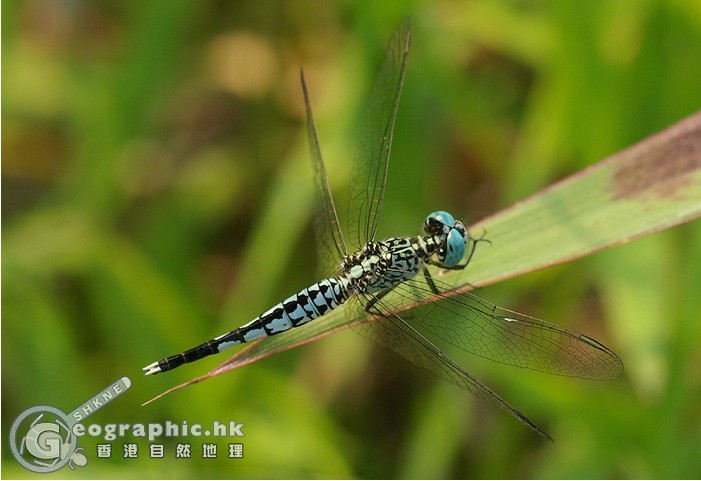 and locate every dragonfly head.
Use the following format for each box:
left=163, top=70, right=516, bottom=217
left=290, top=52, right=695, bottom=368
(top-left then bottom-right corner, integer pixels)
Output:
left=423, top=211, right=467, bottom=267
